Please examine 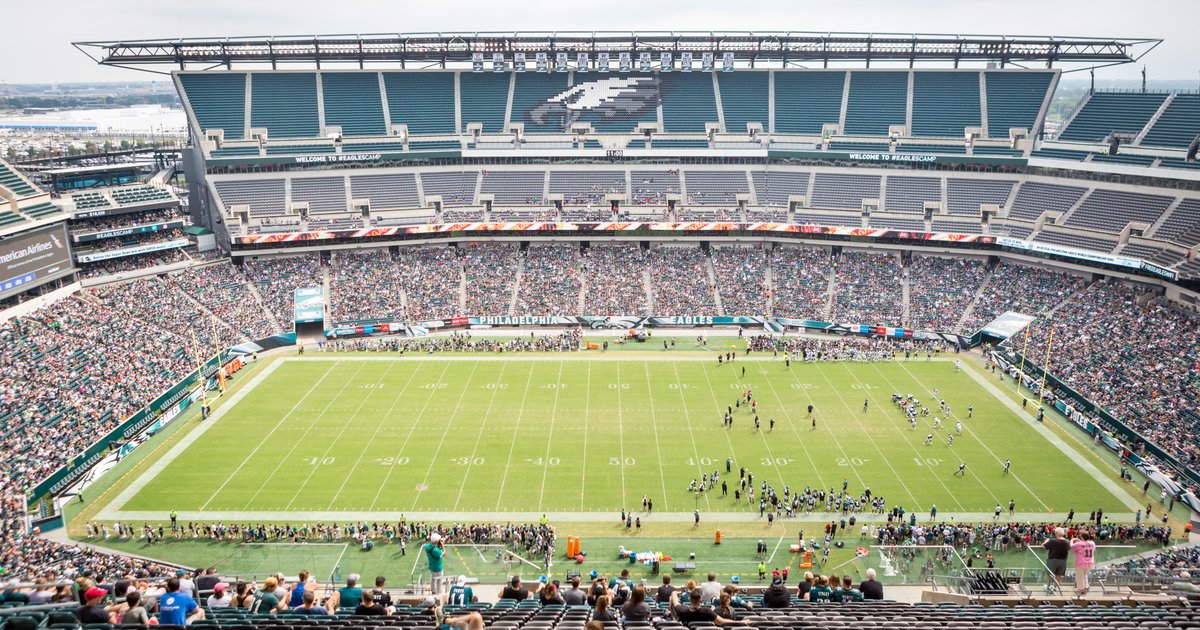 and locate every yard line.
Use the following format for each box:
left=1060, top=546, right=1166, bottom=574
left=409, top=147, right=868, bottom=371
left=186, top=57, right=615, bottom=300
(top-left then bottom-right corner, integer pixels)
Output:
left=200, top=360, right=344, bottom=510
left=614, top=362, right=629, bottom=510
left=667, top=361, right=711, bottom=511
left=240, top=361, right=372, bottom=511
left=284, top=361, right=400, bottom=510
left=410, top=361, right=482, bottom=510
left=805, top=362, right=930, bottom=509
left=696, top=360, right=787, bottom=505
left=536, top=362, right=564, bottom=511
left=326, top=363, right=423, bottom=506
left=579, top=363, right=591, bottom=510
left=368, top=361, right=454, bottom=510
left=493, top=363, right=537, bottom=510
left=752, top=365, right=826, bottom=492
left=453, top=362, right=508, bottom=511
left=640, top=362, right=674, bottom=512
left=869, top=361, right=1036, bottom=510
left=723, top=362, right=793, bottom=493
left=776, top=363, right=874, bottom=496
left=806, top=362, right=933, bottom=511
